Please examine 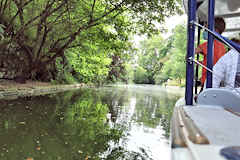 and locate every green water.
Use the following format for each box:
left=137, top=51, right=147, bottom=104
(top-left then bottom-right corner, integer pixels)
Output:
left=0, top=85, right=183, bottom=160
